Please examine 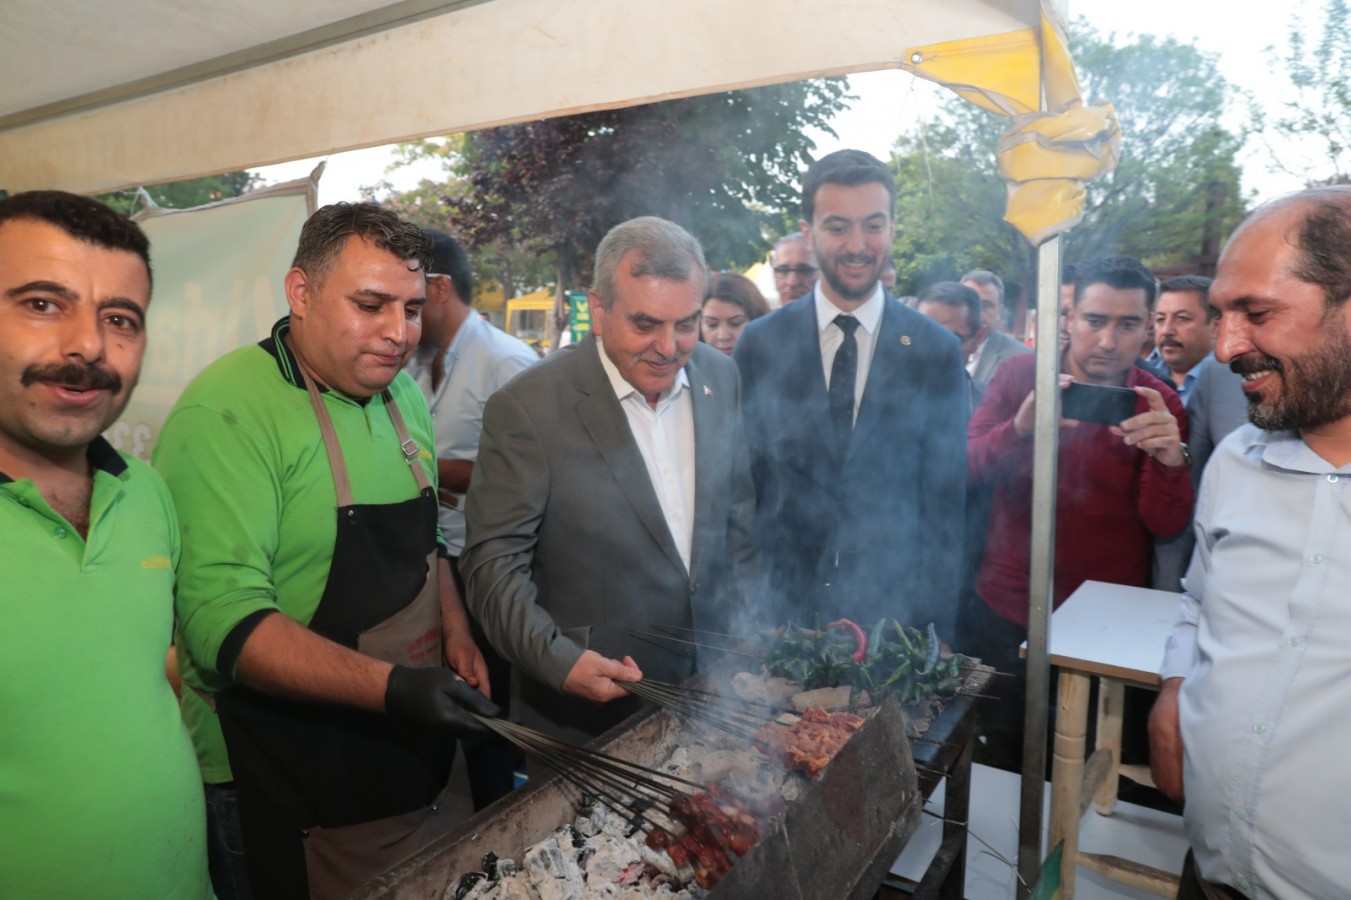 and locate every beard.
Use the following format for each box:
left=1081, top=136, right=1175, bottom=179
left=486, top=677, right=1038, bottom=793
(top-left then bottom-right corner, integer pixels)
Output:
left=817, top=254, right=882, bottom=303
left=1231, top=316, right=1351, bottom=431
